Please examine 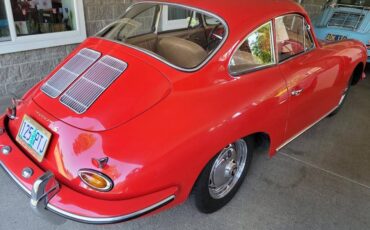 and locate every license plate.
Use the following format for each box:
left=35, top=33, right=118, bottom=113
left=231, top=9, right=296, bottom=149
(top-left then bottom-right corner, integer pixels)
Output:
left=326, top=33, right=347, bottom=41
left=16, top=115, right=52, bottom=162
